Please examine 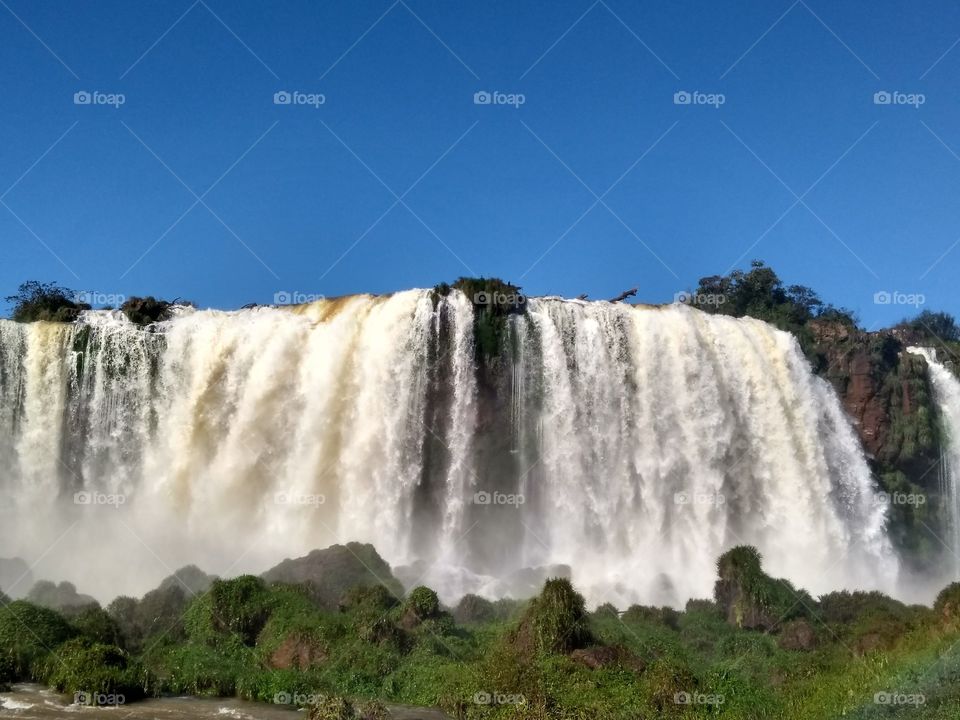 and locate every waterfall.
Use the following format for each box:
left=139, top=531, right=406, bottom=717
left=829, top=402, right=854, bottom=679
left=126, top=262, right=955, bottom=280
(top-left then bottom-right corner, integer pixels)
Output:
left=907, top=346, right=960, bottom=578
left=0, top=292, right=895, bottom=606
